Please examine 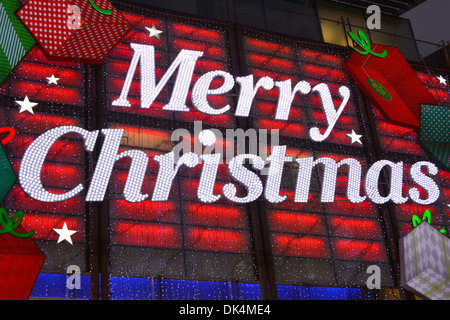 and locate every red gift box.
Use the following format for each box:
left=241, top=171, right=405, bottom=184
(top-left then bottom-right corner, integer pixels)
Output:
left=17, top=0, right=132, bottom=64
left=0, top=224, right=45, bottom=300
left=343, top=44, right=437, bottom=130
